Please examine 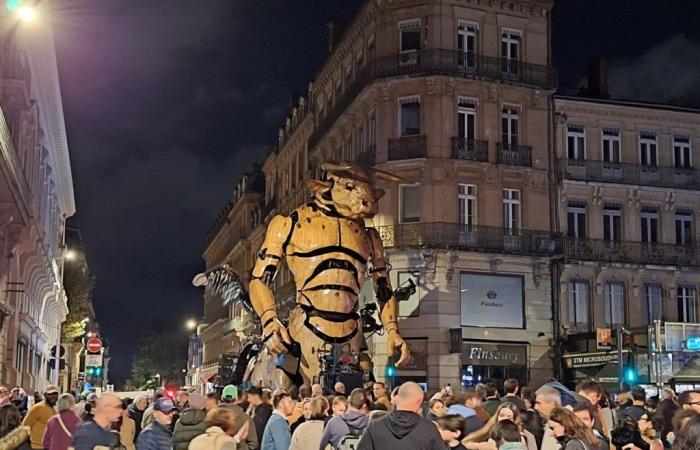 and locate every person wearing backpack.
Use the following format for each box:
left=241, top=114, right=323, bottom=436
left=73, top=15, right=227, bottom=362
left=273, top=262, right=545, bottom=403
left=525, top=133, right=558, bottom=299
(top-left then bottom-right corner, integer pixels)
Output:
left=319, top=388, right=369, bottom=450
left=42, top=394, right=79, bottom=450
